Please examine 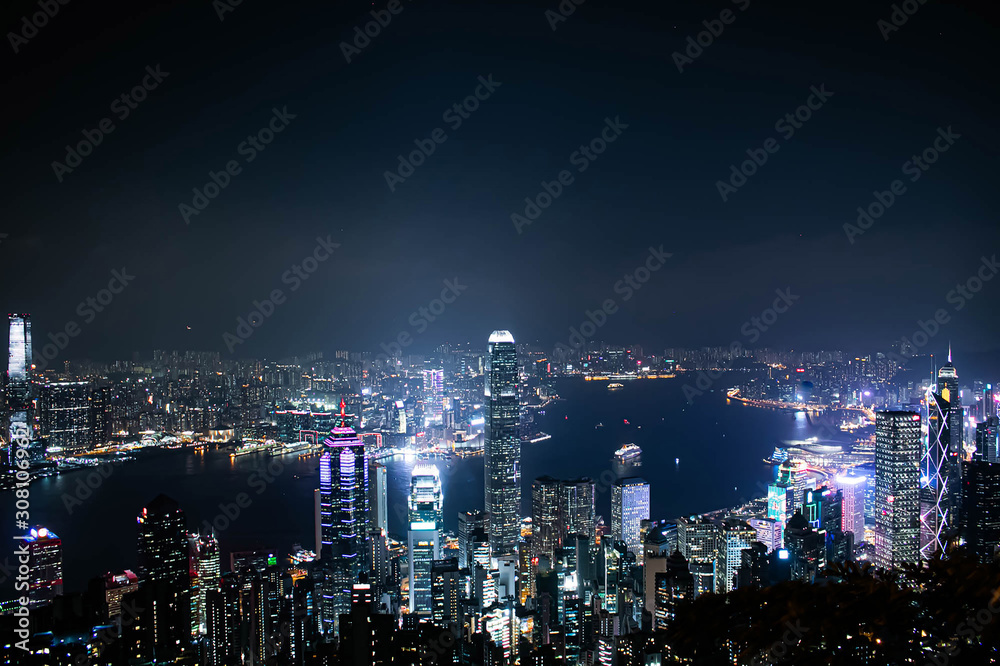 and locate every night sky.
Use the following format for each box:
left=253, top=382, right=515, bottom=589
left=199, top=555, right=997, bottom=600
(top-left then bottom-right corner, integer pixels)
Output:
left=1, top=0, right=997, bottom=360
